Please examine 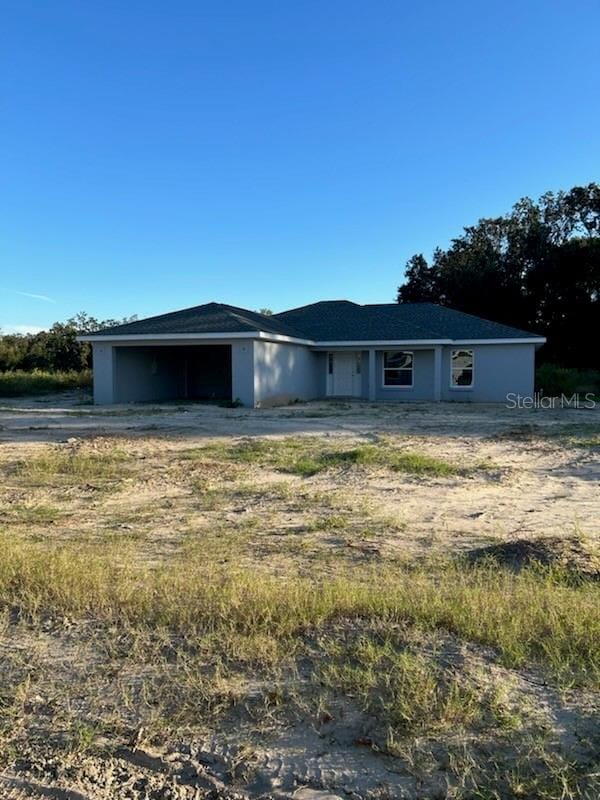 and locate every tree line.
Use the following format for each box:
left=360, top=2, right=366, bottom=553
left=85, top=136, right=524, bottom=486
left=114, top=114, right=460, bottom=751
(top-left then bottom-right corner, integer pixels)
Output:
left=0, top=312, right=136, bottom=373
left=397, top=183, right=599, bottom=369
